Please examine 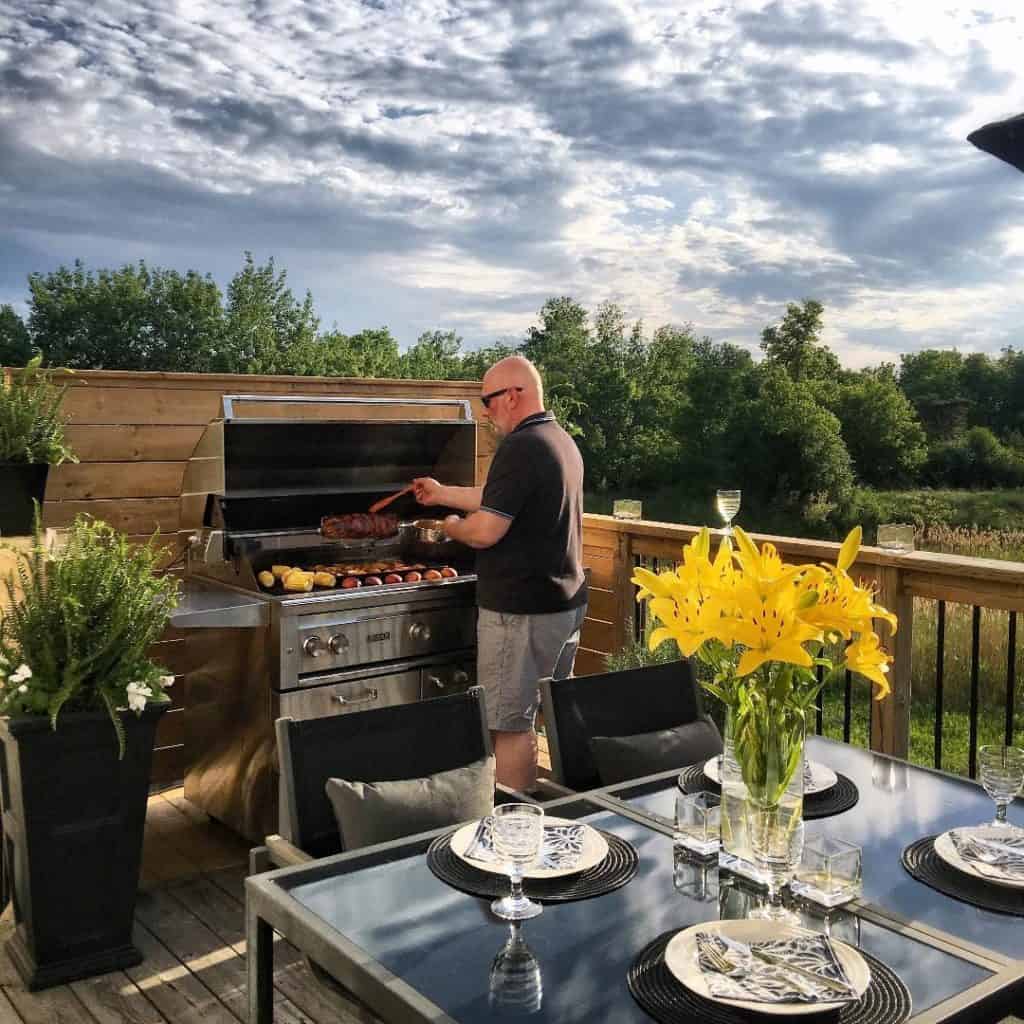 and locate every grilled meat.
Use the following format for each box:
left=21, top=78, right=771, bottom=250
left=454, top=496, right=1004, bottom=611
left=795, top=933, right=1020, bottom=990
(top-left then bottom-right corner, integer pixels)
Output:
left=321, top=512, right=399, bottom=540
